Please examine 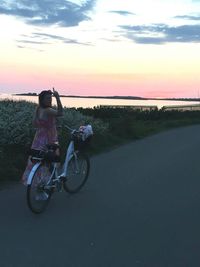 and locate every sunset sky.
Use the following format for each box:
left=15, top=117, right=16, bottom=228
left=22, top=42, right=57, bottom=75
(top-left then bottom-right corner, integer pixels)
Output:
left=1, top=0, right=200, bottom=97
